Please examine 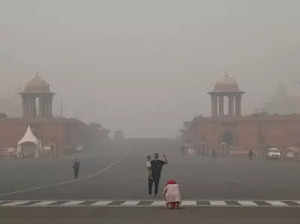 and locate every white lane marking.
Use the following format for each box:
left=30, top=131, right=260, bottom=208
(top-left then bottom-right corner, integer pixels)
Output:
left=266, top=201, right=288, bottom=207
left=238, top=201, right=258, bottom=207
left=29, top=201, right=57, bottom=207
left=210, top=201, right=227, bottom=206
left=2, top=200, right=300, bottom=208
left=151, top=201, right=165, bottom=207
left=0, top=159, right=124, bottom=198
left=91, top=200, right=113, bottom=207
left=121, top=201, right=140, bottom=207
left=182, top=201, right=197, bottom=206
left=1, top=201, right=30, bottom=207
left=60, top=200, right=85, bottom=207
